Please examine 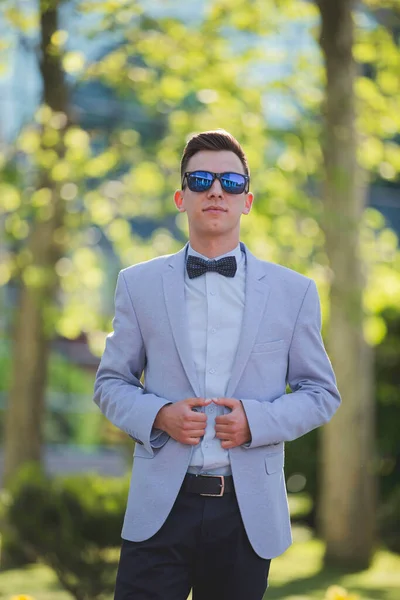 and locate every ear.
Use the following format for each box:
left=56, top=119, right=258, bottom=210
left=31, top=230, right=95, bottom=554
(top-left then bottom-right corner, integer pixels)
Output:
left=242, top=192, right=254, bottom=215
left=174, top=189, right=186, bottom=212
